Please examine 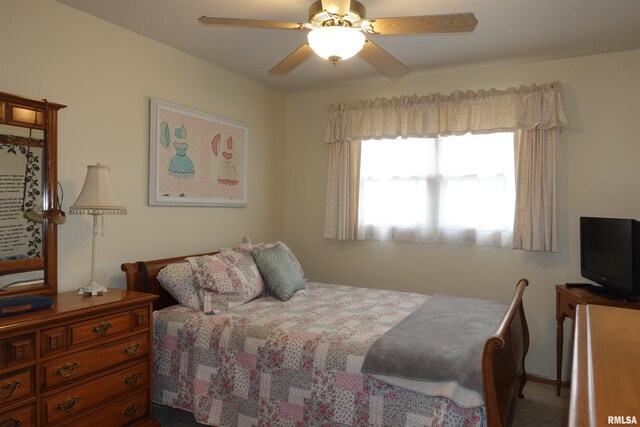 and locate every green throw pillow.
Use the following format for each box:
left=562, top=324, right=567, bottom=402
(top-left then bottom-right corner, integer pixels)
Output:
left=251, top=244, right=304, bottom=301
